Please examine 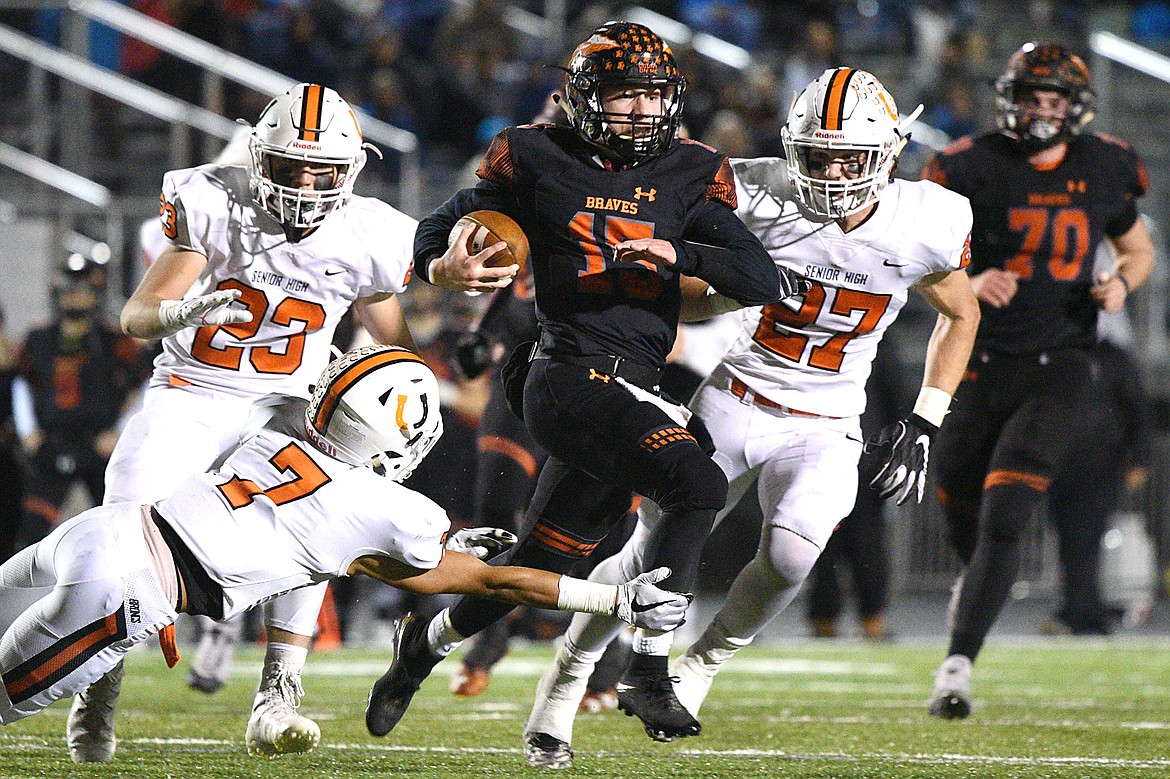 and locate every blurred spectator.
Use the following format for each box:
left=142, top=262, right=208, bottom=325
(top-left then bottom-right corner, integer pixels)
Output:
left=0, top=304, right=23, bottom=564
left=1132, top=1, right=1170, bottom=48
left=701, top=109, right=755, bottom=158
left=781, top=18, right=838, bottom=107
left=13, top=257, right=147, bottom=550
left=679, top=0, right=762, bottom=51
